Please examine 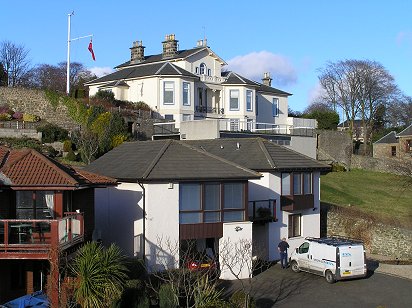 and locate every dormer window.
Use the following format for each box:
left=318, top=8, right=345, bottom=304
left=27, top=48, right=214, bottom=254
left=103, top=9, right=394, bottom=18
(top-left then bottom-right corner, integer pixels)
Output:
left=200, top=63, right=207, bottom=75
